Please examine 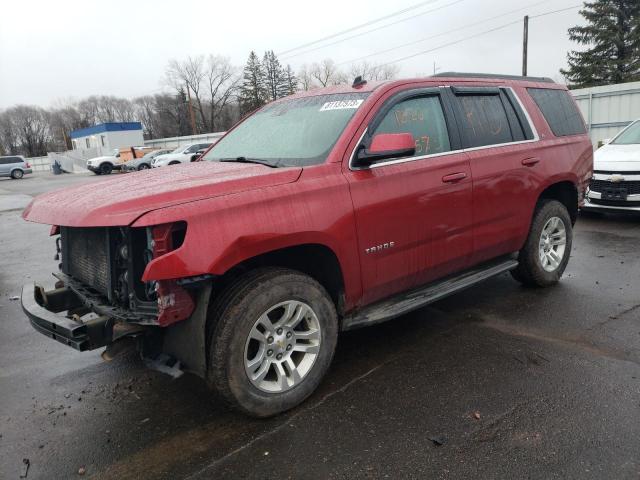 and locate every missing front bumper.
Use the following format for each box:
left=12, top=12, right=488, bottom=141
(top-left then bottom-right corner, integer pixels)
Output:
left=21, top=284, right=115, bottom=351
